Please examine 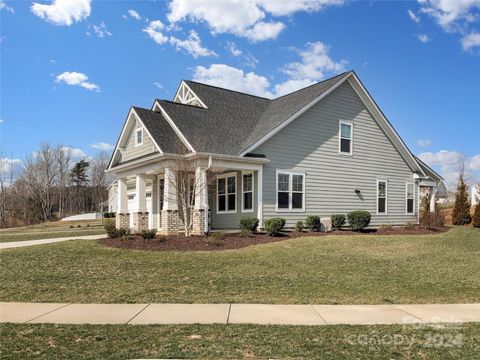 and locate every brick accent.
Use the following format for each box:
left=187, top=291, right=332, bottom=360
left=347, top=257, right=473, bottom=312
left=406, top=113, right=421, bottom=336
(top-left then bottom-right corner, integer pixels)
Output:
left=191, top=209, right=206, bottom=236
left=132, top=212, right=149, bottom=232
left=160, top=210, right=180, bottom=235
left=116, top=213, right=130, bottom=229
